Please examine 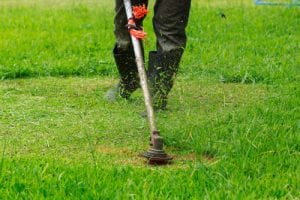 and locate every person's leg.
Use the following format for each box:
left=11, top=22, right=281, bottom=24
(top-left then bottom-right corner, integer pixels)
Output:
left=105, top=0, right=148, bottom=101
left=153, top=0, right=191, bottom=53
left=148, top=0, right=191, bottom=109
